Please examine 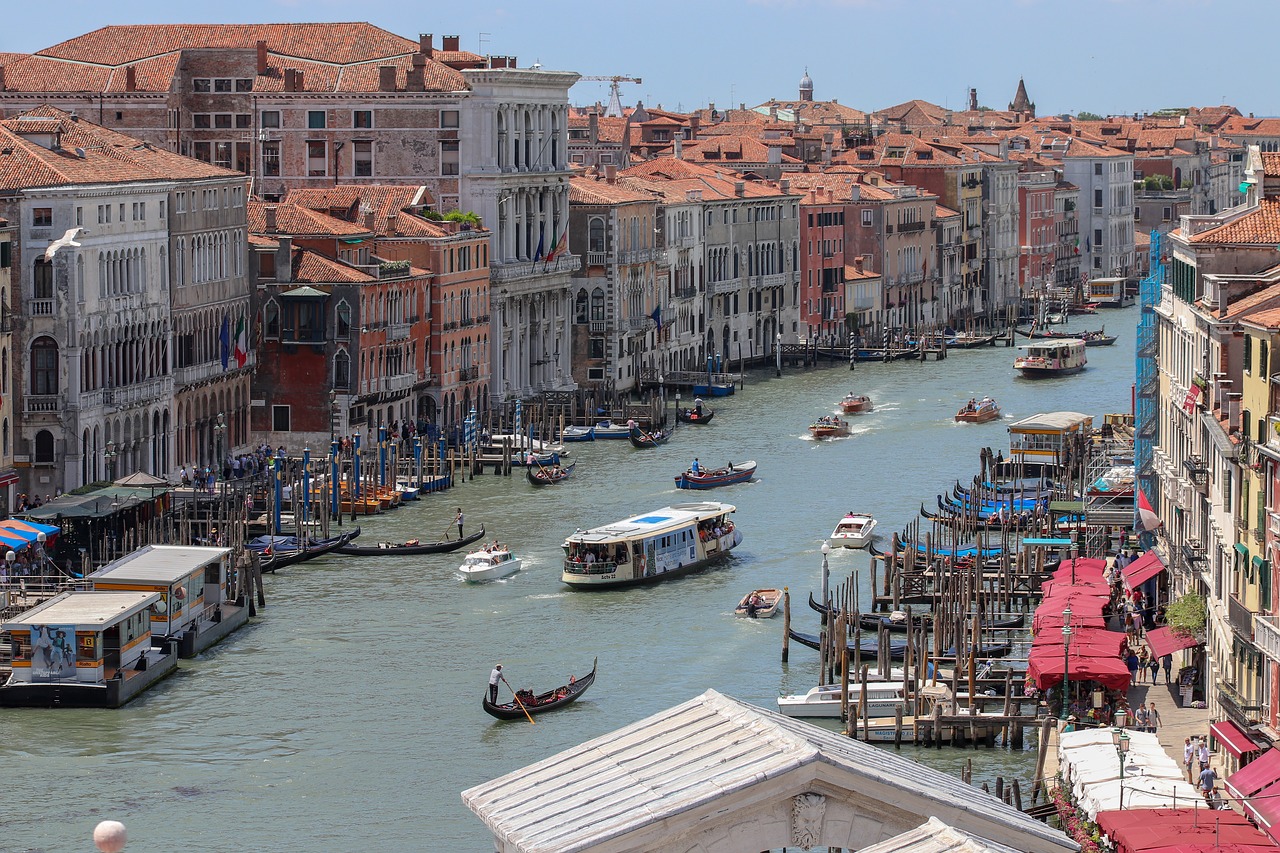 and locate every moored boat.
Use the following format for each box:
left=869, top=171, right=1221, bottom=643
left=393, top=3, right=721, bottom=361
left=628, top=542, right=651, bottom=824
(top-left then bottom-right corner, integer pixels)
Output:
left=955, top=397, right=1001, bottom=423
left=250, top=526, right=362, bottom=573
left=482, top=658, right=597, bottom=720
left=561, top=425, right=596, bottom=442
left=786, top=628, right=909, bottom=660
left=628, top=423, right=674, bottom=448
left=777, top=682, right=909, bottom=719
left=562, top=501, right=740, bottom=588
left=336, top=524, right=485, bottom=556
left=830, top=512, right=877, bottom=548
left=839, top=392, right=873, bottom=414
left=674, top=460, right=756, bottom=490
left=458, top=545, right=522, bottom=582
left=734, top=588, right=782, bottom=618
left=590, top=421, right=631, bottom=440
left=1014, top=340, right=1087, bottom=378
left=808, top=415, right=851, bottom=439
left=526, top=461, right=575, bottom=486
